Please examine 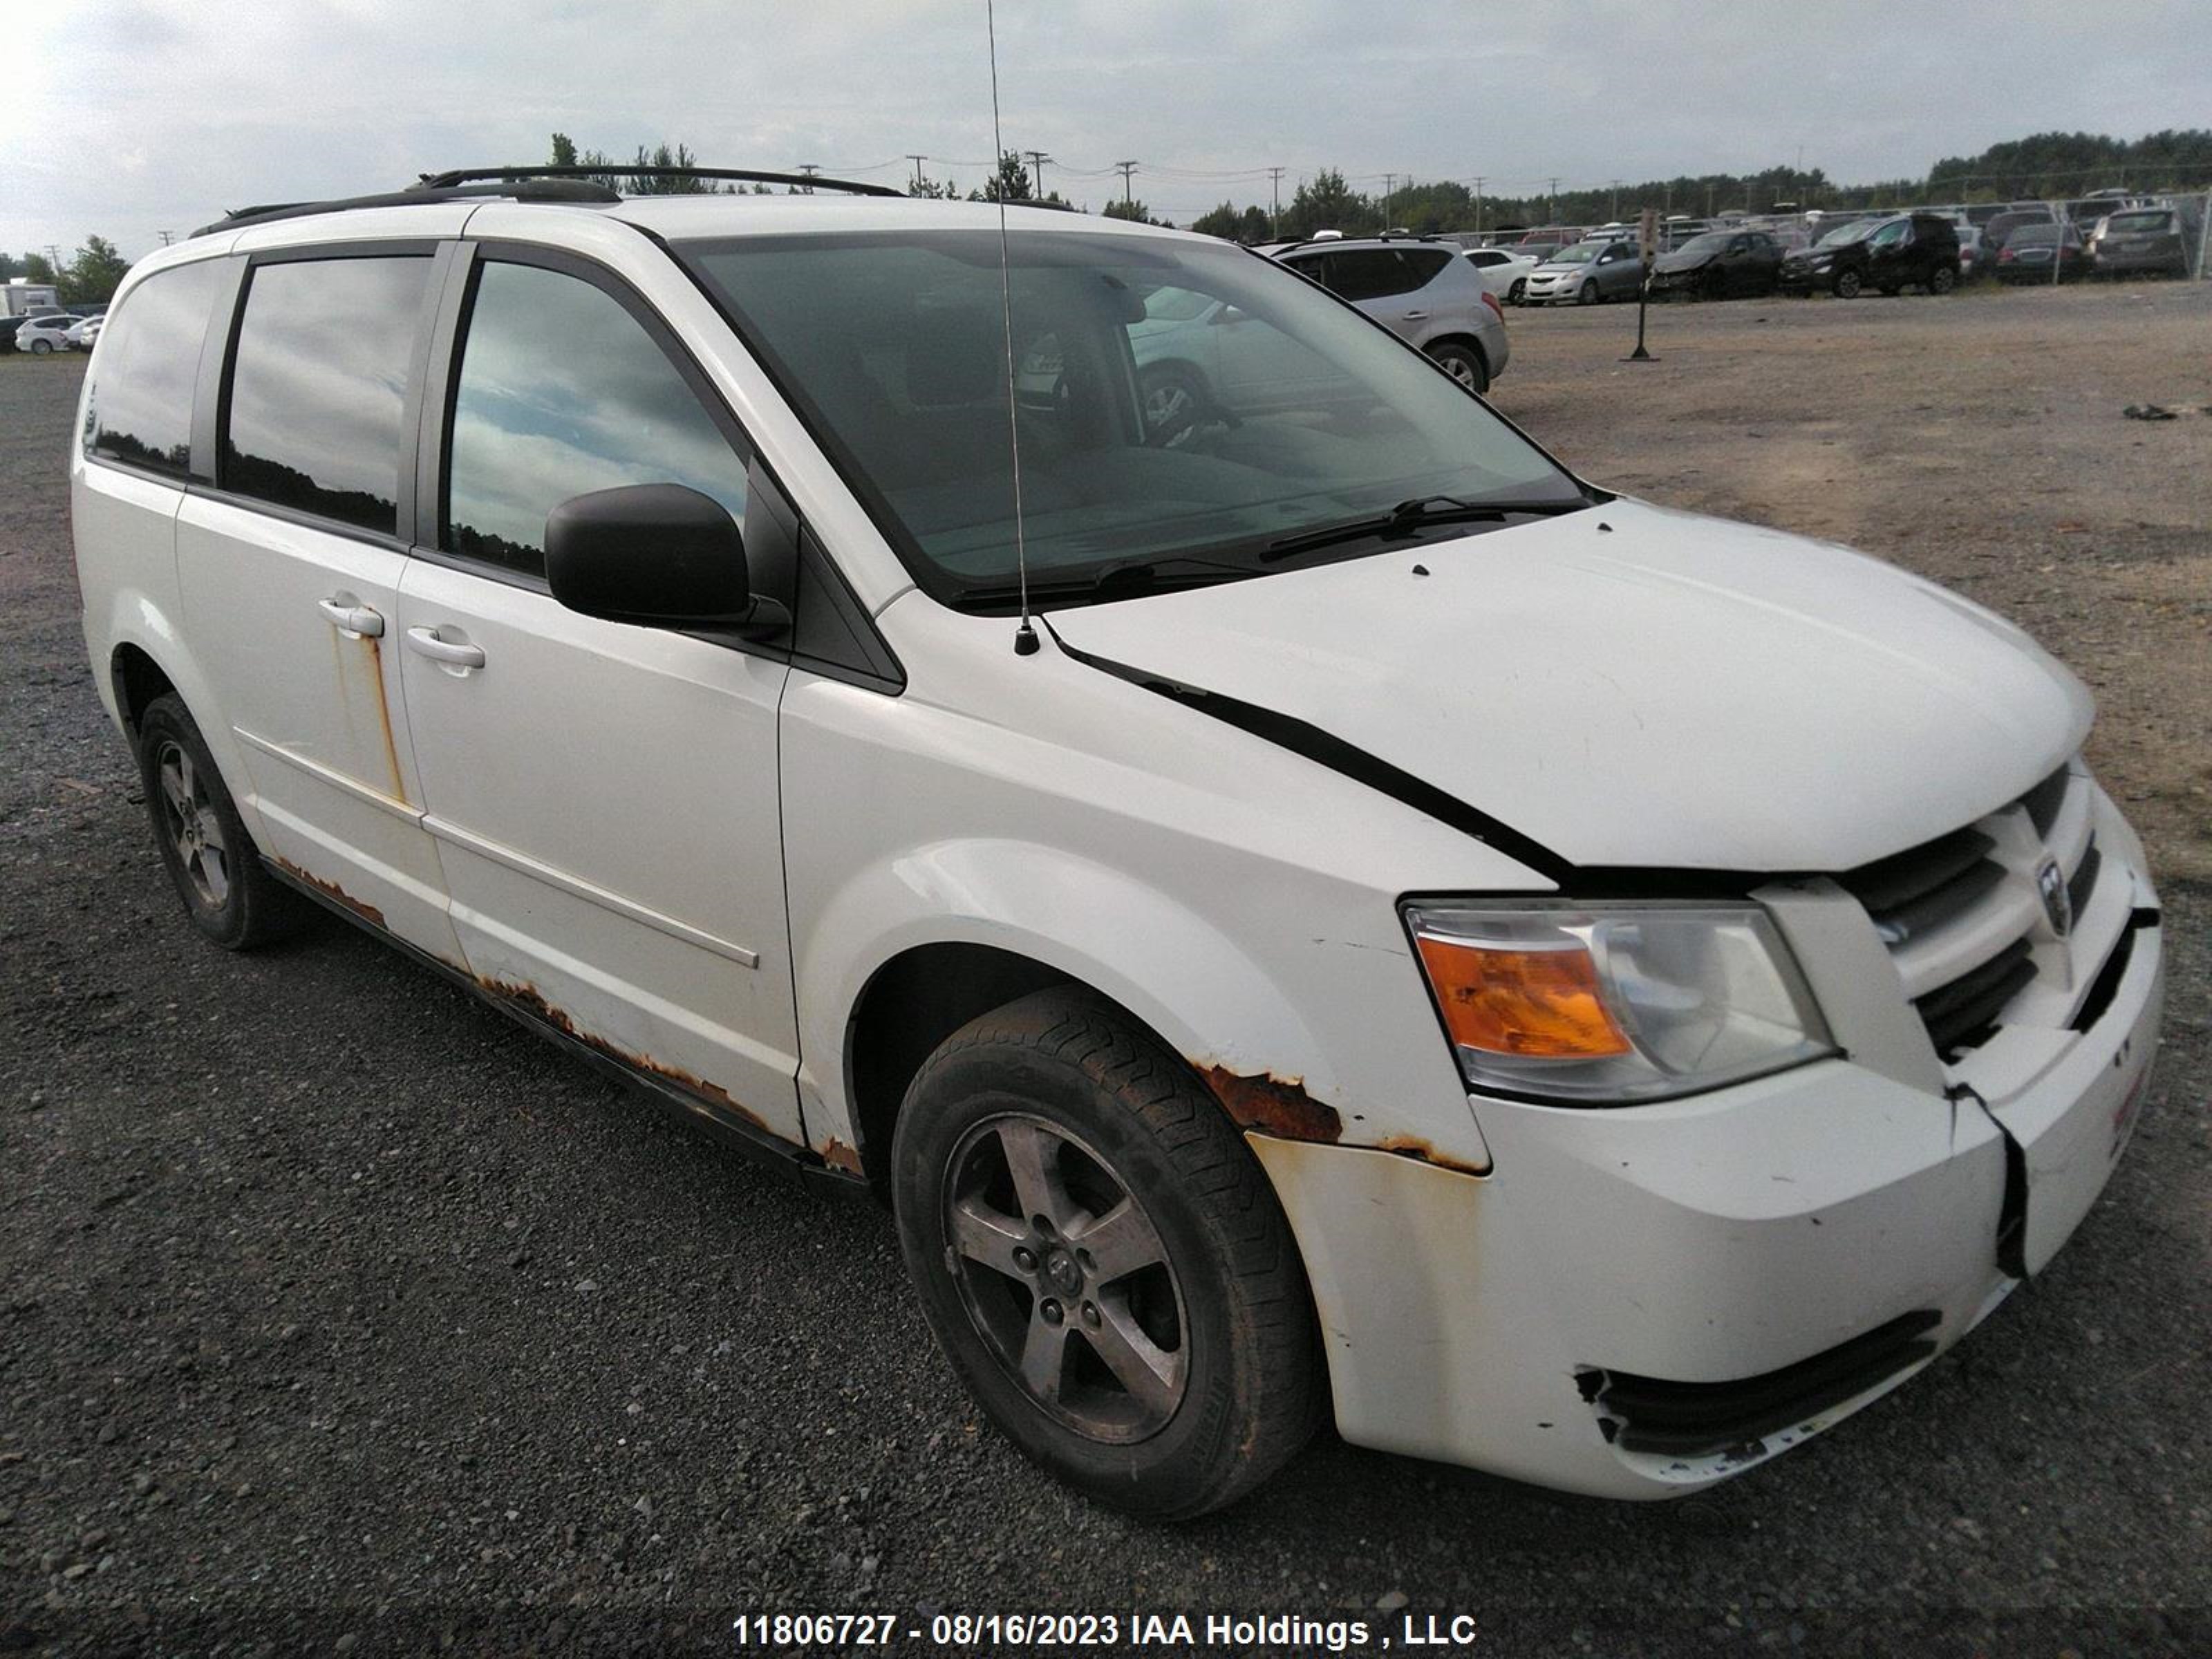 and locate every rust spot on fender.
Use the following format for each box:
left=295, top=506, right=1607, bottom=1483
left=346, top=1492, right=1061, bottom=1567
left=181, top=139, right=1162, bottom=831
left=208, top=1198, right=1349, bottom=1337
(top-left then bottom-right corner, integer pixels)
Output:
left=1195, top=1065, right=1342, bottom=1143
left=1374, top=1136, right=1492, bottom=1177
left=819, top=1137, right=864, bottom=1177
left=274, top=859, right=386, bottom=929
left=478, top=977, right=774, bottom=1136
